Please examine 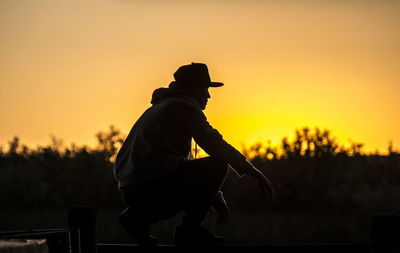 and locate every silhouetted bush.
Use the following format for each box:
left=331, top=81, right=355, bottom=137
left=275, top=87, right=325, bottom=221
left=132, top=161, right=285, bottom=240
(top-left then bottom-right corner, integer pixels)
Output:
left=223, top=127, right=400, bottom=215
left=0, top=125, right=125, bottom=212
left=1, top=126, right=399, bottom=217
